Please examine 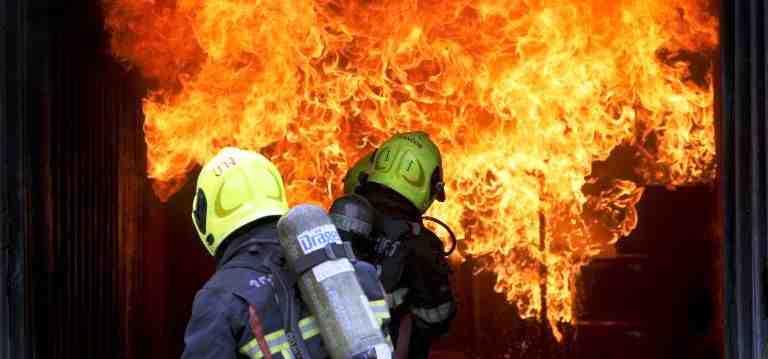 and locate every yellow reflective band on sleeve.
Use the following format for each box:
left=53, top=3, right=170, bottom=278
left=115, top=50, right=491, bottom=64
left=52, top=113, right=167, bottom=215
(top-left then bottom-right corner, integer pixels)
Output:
left=369, top=299, right=387, bottom=310
left=239, top=329, right=289, bottom=359
left=298, top=317, right=320, bottom=340
left=386, top=288, right=409, bottom=308
left=411, top=301, right=454, bottom=324
left=266, top=330, right=286, bottom=341
left=273, top=343, right=291, bottom=353
left=375, top=312, right=390, bottom=322
left=241, top=306, right=388, bottom=359
left=239, top=339, right=263, bottom=359
left=239, top=339, right=260, bottom=356
left=369, top=299, right=391, bottom=323
left=239, top=340, right=263, bottom=359
left=240, top=316, right=324, bottom=359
